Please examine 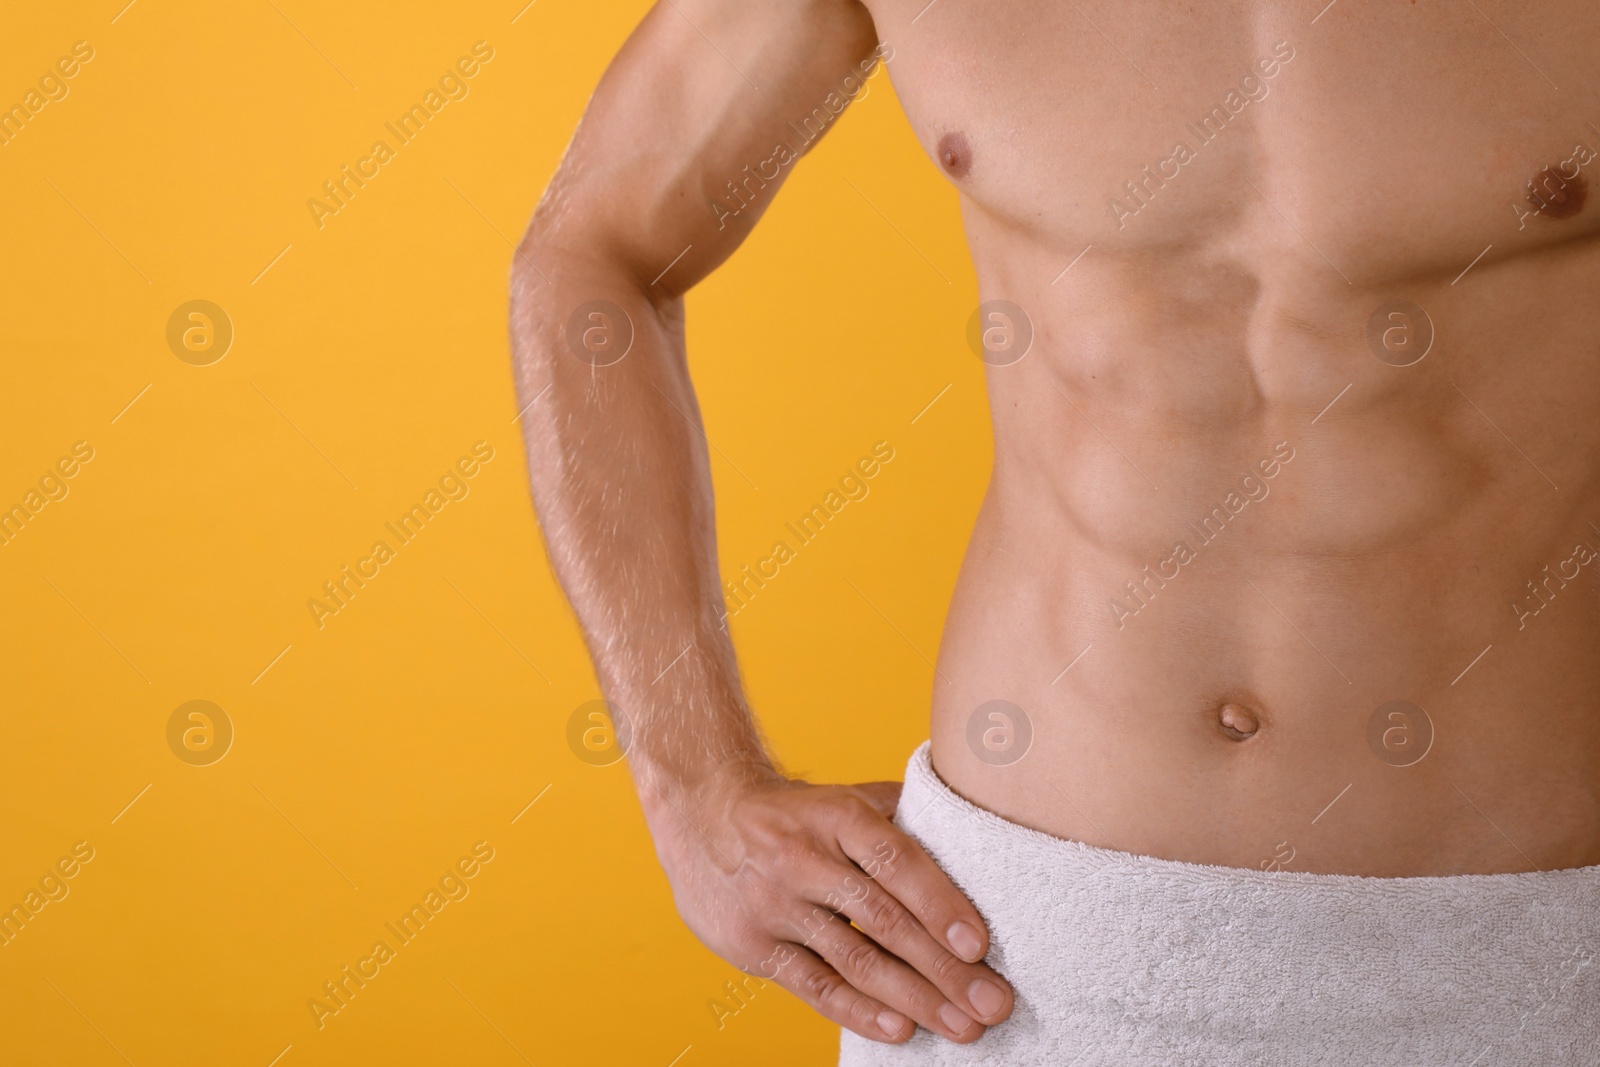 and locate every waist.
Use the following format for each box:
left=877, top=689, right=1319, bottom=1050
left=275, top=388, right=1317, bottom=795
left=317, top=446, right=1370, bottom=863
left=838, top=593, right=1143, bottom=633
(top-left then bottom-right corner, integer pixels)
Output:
left=930, top=490, right=1600, bottom=875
